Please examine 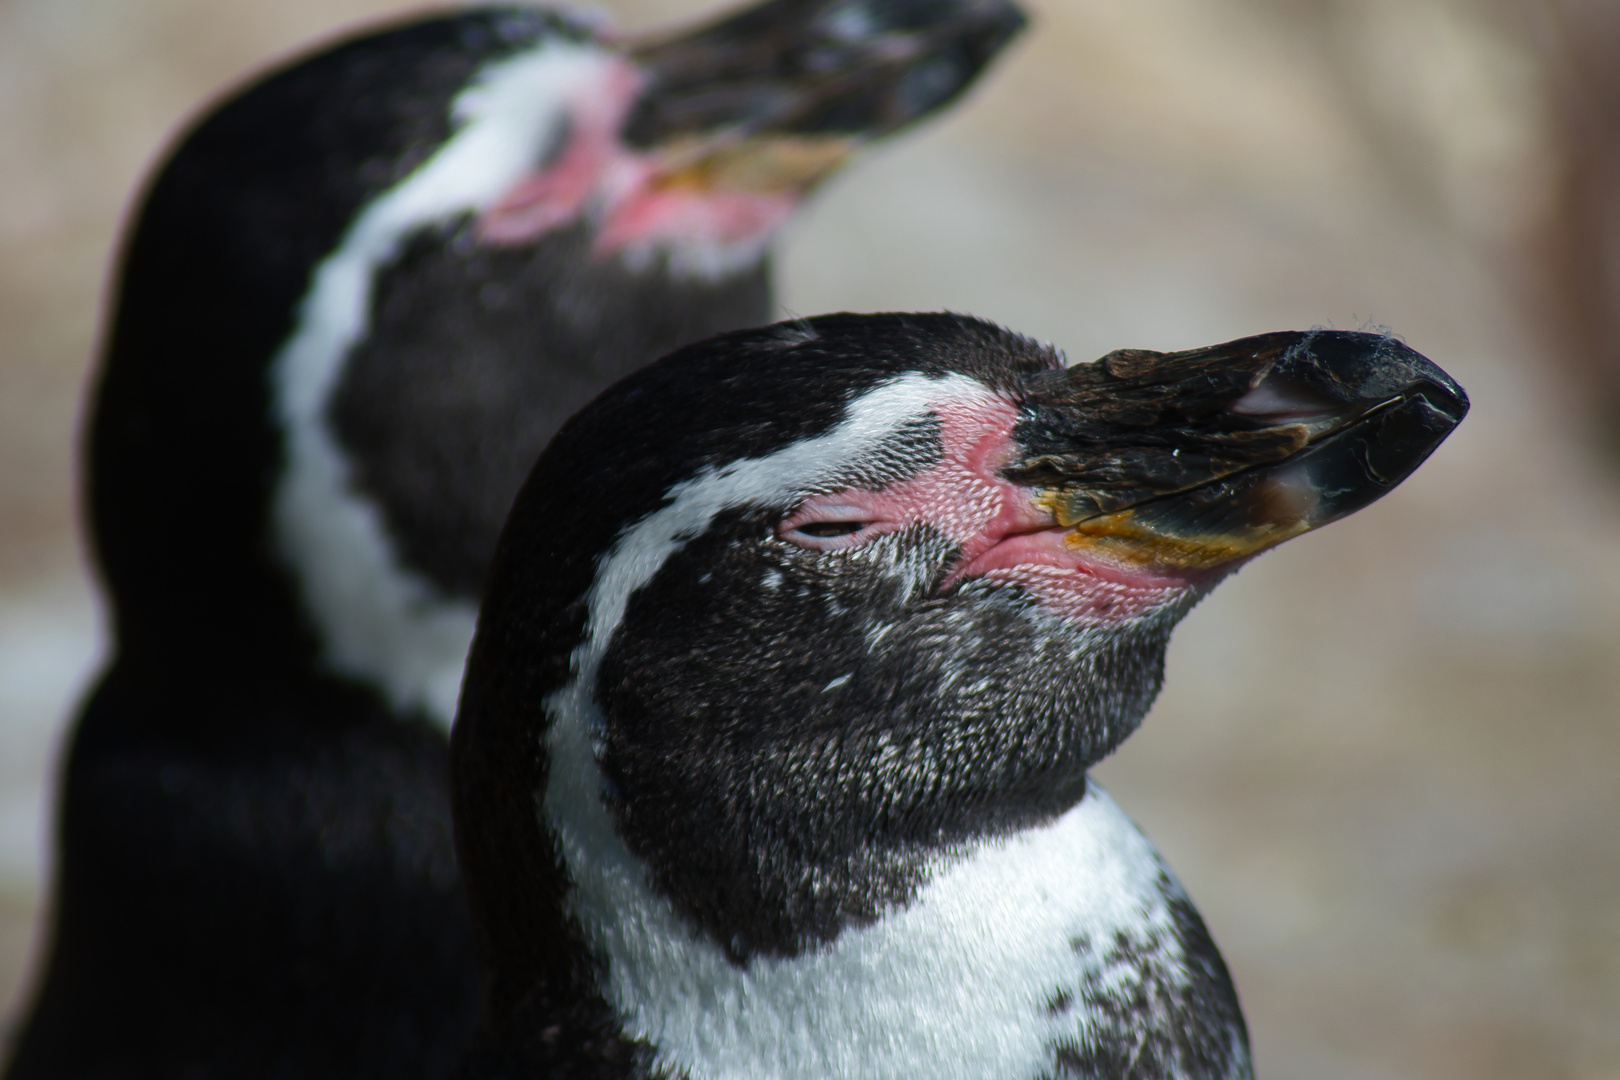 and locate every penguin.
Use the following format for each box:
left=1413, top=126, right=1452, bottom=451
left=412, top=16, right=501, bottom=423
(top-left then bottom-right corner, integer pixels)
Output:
left=7, top=5, right=1024, bottom=1080
left=450, top=313, right=1468, bottom=1080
